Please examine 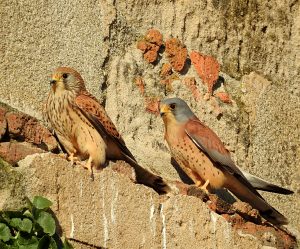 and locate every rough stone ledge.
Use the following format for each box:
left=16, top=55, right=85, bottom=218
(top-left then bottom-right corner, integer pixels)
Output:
left=0, top=153, right=296, bottom=249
